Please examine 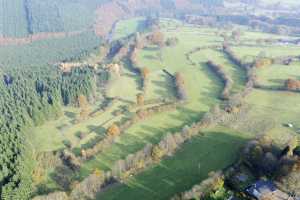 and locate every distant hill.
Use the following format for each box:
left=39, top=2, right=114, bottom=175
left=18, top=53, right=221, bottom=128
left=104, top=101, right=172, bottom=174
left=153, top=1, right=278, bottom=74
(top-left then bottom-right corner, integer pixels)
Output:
left=0, top=0, right=226, bottom=39
left=0, top=0, right=107, bottom=38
